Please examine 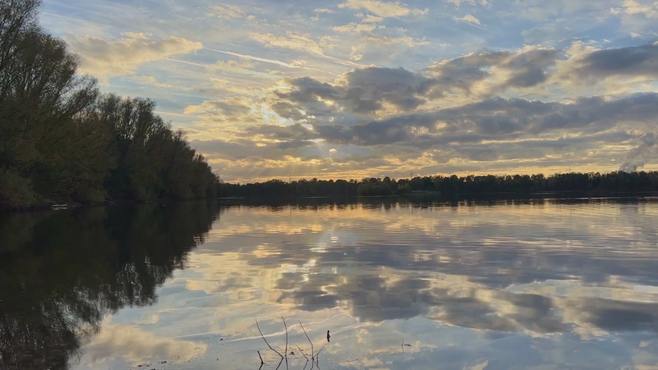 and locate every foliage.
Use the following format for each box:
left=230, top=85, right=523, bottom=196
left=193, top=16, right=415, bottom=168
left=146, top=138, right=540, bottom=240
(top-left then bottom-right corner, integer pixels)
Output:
left=218, top=172, right=658, bottom=199
left=0, top=0, right=217, bottom=208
